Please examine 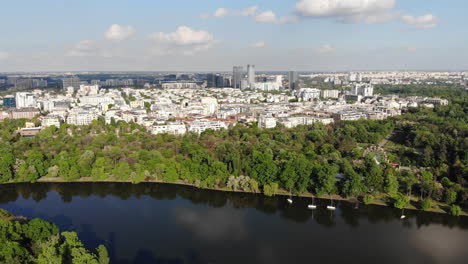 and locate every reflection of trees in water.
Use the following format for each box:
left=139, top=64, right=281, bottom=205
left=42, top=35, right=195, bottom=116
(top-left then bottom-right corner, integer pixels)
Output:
left=1, top=182, right=467, bottom=229
left=0, top=185, right=19, bottom=203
